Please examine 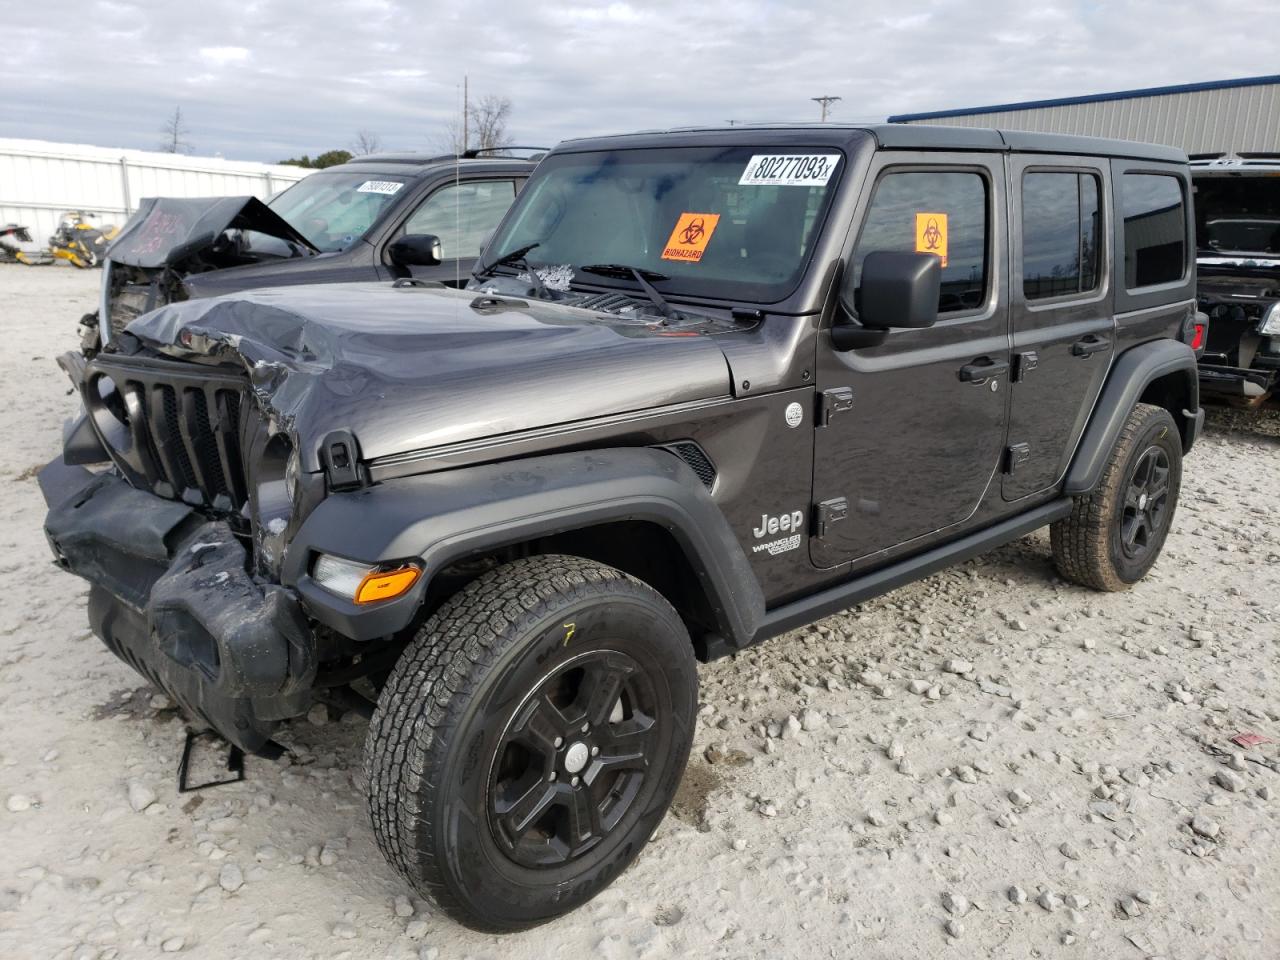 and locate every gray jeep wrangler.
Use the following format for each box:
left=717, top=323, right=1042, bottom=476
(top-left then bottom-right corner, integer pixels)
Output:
left=41, top=123, right=1204, bottom=932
